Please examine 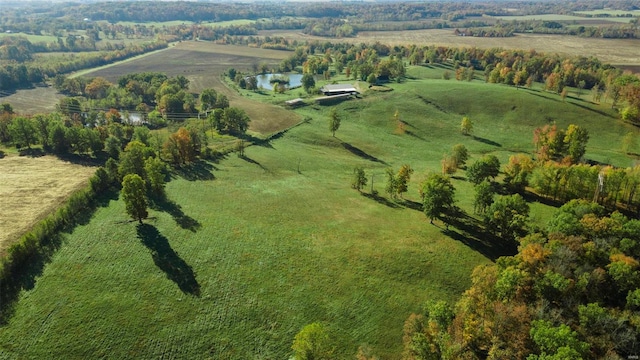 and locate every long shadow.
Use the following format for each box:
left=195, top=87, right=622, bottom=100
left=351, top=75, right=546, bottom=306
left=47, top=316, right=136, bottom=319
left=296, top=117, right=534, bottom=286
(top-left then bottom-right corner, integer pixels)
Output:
left=402, top=199, right=423, bottom=211
left=173, top=160, right=215, bottom=181
left=149, top=195, right=201, bottom=232
left=362, top=192, right=403, bottom=209
left=521, top=190, right=563, bottom=209
left=443, top=212, right=517, bottom=261
left=56, top=152, right=105, bottom=167
left=341, top=142, right=387, bottom=165
left=136, top=224, right=200, bottom=296
left=528, top=91, right=561, bottom=102
left=571, top=101, right=617, bottom=118
left=472, top=135, right=502, bottom=147
left=405, top=130, right=426, bottom=141
left=0, top=188, right=118, bottom=324
left=240, top=154, right=268, bottom=172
